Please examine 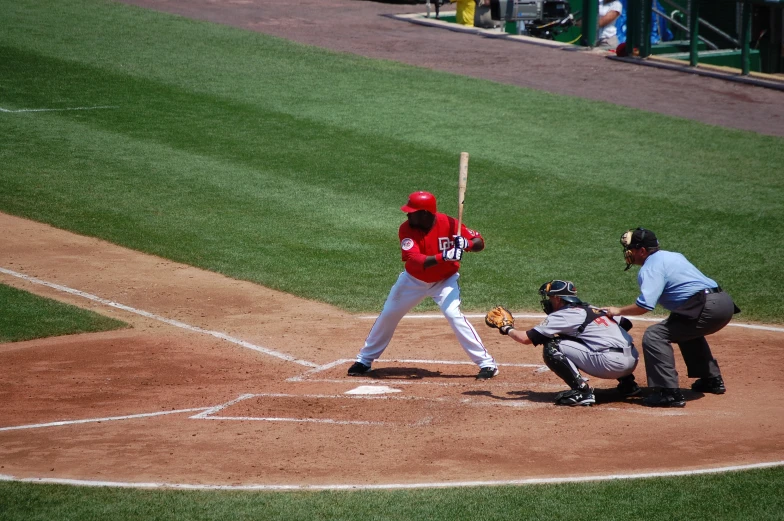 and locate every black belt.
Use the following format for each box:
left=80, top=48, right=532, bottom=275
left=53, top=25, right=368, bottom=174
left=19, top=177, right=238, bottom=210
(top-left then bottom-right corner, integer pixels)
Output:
left=606, top=347, right=625, bottom=353
left=704, top=287, right=722, bottom=294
